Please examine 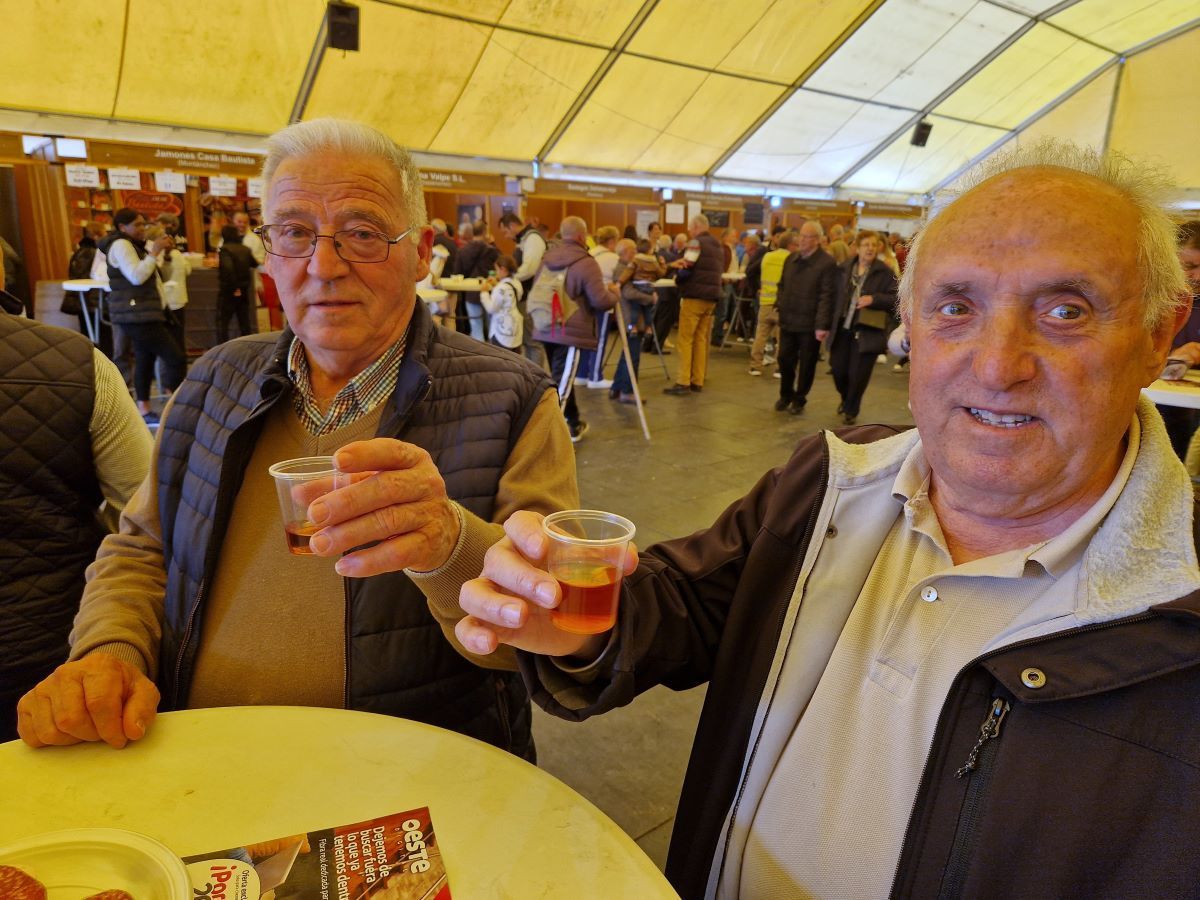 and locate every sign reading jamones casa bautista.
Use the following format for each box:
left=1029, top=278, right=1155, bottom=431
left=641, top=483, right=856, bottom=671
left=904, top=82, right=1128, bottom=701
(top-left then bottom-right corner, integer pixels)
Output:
left=87, top=140, right=264, bottom=177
